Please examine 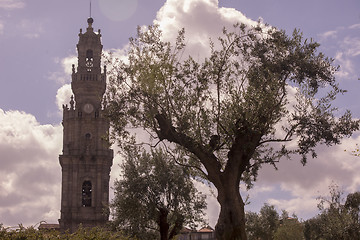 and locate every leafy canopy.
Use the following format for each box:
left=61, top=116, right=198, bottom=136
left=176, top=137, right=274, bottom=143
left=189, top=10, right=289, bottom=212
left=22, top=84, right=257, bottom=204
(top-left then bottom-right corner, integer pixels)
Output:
left=246, top=204, right=304, bottom=240
left=304, top=184, right=360, bottom=240
left=106, top=23, right=358, bottom=188
left=110, top=147, right=207, bottom=240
